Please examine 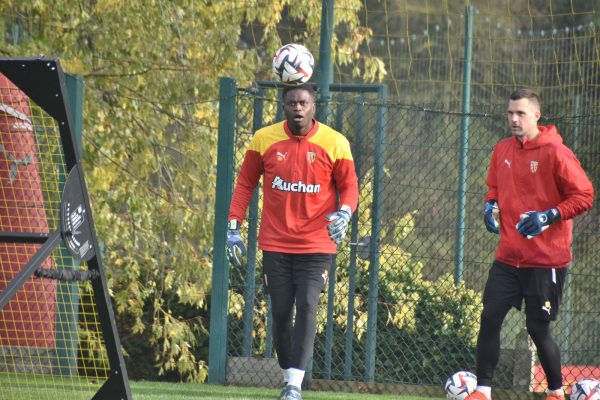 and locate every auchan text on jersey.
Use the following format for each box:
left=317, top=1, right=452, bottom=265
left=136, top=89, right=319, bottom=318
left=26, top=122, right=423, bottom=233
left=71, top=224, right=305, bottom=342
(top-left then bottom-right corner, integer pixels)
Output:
left=271, top=176, right=321, bottom=193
